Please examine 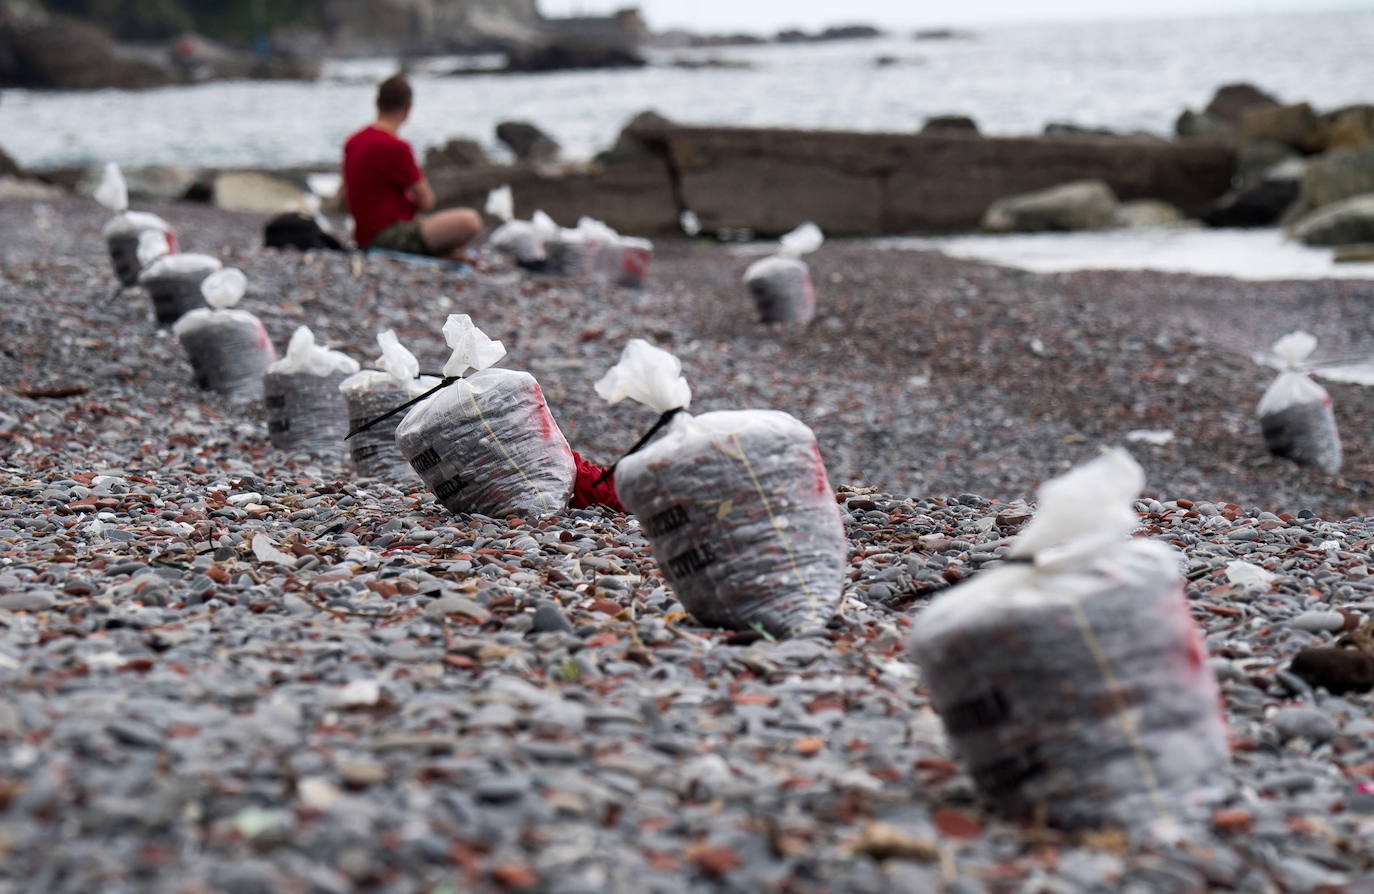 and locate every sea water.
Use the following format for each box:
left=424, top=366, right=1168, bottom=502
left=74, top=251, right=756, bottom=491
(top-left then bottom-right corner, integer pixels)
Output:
left=2, top=8, right=1373, bottom=169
